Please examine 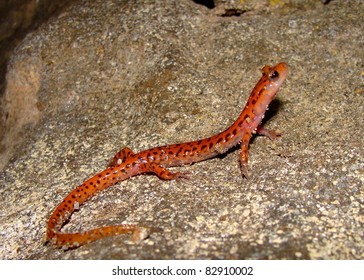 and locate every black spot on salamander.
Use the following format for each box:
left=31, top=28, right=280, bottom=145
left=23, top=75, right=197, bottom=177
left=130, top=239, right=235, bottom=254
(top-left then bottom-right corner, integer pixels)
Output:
left=232, top=128, right=237, bottom=136
left=217, top=137, right=223, bottom=143
left=238, top=120, right=244, bottom=127
left=153, top=151, right=158, bottom=155
left=257, top=88, right=265, bottom=95
left=209, top=142, right=213, bottom=149
left=201, top=145, right=207, bottom=151
left=225, top=133, right=231, bottom=142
